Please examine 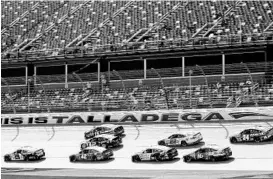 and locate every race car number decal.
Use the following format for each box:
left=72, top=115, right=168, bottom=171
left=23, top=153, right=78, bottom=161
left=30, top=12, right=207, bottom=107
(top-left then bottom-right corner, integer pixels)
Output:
left=197, top=154, right=203, bottom=158
left=141, top=154, right=150, bottom=160
left=87, top=142, right=97, bottom=147
left=243, top=135, right=250, bottom=141
left=81, top=154, right=87, bottom=159
left=11, top=154, right=21, bottom=160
